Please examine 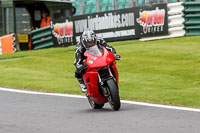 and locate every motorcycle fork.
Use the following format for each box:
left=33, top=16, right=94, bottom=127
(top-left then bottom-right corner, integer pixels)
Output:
left=98, top=66, right=114, bottom=97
